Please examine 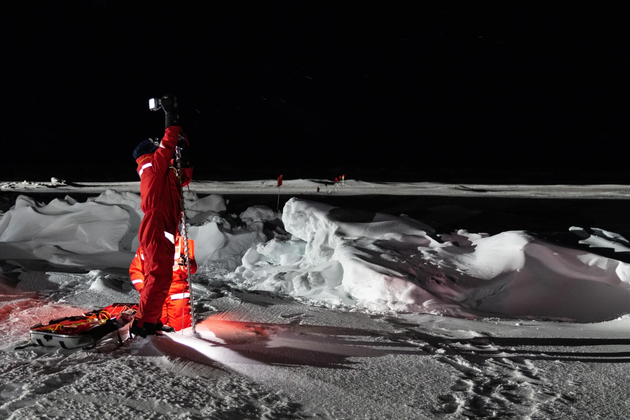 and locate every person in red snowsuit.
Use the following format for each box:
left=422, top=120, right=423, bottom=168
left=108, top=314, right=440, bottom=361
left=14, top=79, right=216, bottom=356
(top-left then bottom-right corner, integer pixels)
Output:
left=130, top=93, right=193, bottom=337
left=129, top=235, right=197, bottom=331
